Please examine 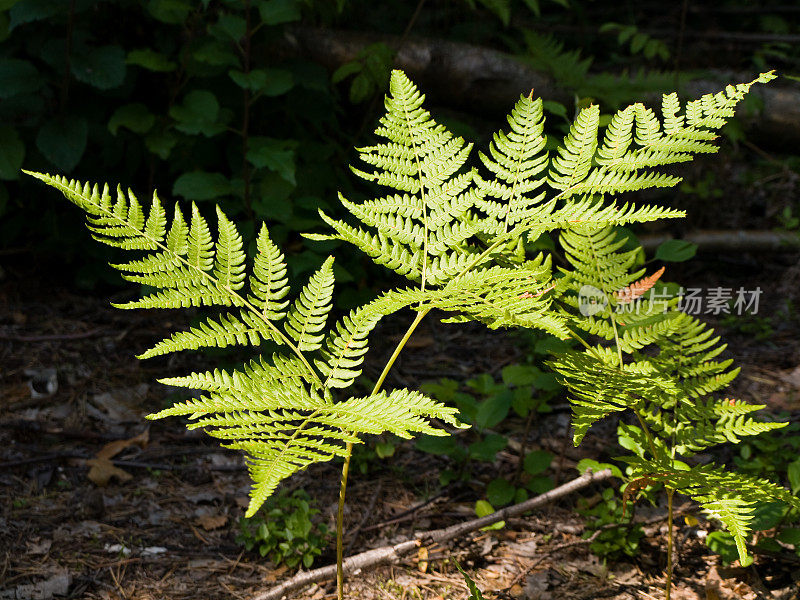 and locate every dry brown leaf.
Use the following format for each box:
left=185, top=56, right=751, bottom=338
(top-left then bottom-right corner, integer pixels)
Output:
left=96, top=428, right=149, bottom=460
left=417, top=546, right=428, bottom=573
left=86, top=457, right=133, bottom=486
left=615, top=266, right=666, bottom=304
left=196, top=514, right=228, bottom=531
